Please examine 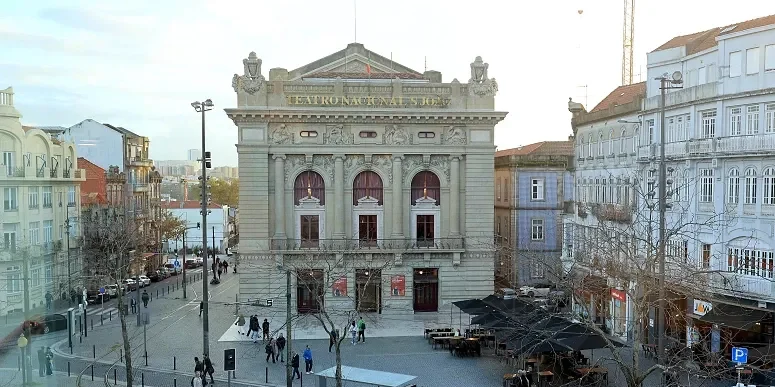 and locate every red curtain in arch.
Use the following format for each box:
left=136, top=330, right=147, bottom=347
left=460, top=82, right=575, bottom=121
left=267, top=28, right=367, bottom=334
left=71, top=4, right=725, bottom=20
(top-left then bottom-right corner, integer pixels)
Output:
left=294, top=171, right=325, bottom=205
left=411, top=171, right=441, bottom=205
left=353, top=171, right=383, bottom=205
